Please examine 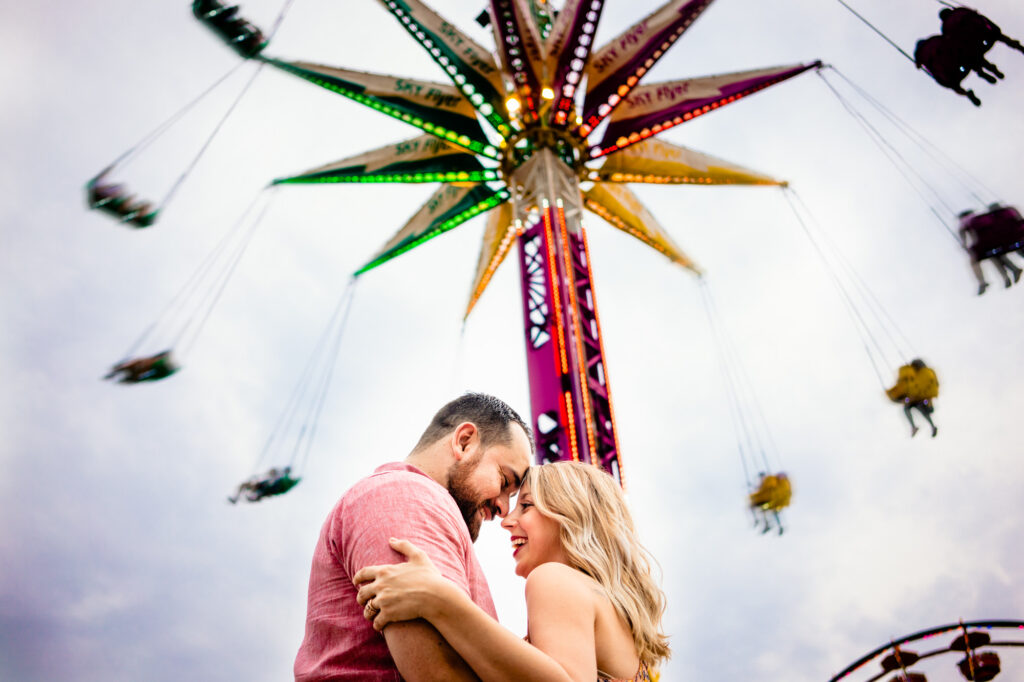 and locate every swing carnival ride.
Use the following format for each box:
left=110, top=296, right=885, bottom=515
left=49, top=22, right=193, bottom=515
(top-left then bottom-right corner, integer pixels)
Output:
left=180, top=0, right=820, bottom=485
left=89, top=0, right=1024, bottom=504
